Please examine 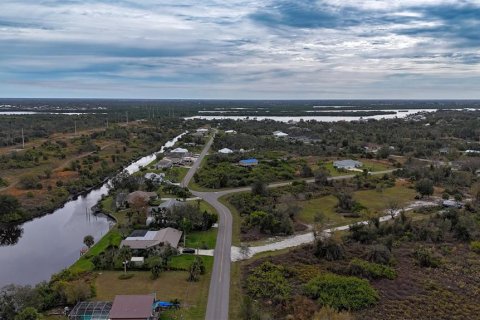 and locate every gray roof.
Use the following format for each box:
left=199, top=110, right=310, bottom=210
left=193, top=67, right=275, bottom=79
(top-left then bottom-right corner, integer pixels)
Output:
left=159, top=198, right=186, bottom=209
left=333, top=159, right=363, bottom=168
left=120, top=227, right=183, bottom=249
